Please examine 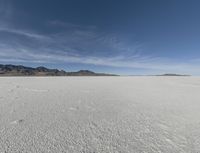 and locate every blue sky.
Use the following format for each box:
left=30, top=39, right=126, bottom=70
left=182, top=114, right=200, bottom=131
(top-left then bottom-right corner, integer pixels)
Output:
left=0, top=0, right=200, bottom=75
